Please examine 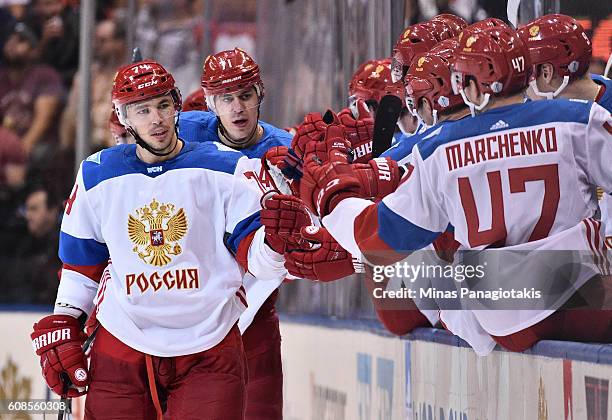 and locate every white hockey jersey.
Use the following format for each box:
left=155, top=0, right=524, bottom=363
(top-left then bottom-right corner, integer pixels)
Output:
left=324, top=99, right=612, bottom=336
left=56, top=141, right=287, bottom=356
left=179, top=111, right=293, bottom=332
